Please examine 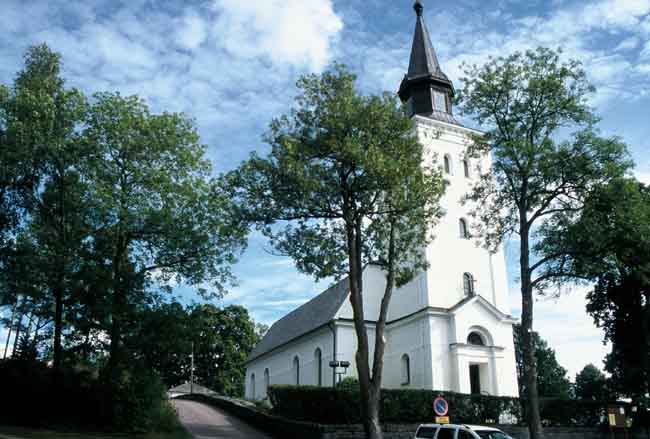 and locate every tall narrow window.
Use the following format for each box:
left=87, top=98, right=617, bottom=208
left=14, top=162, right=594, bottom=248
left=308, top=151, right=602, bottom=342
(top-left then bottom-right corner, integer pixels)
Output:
left=293, top=356, right=300, bottom=385
left=463, top=159, right=470, bottom=178
left=463, top=273, right=475, bottom=296
left=264, top=368, right=270, bottom=397
left=250, top=374, right=256, bottom=399
left=314, top=348, right=322, bottom=386
left=444, top=155, right=452, bottom=174
left=401, top=354, right=411, bottom=385
left=459, top=219, right=469, bottom=239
